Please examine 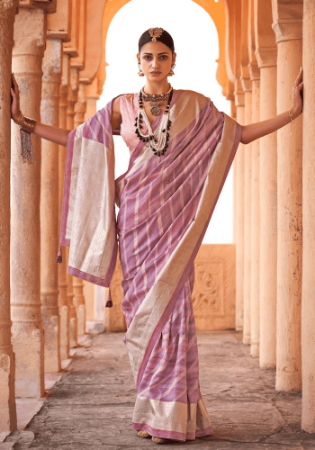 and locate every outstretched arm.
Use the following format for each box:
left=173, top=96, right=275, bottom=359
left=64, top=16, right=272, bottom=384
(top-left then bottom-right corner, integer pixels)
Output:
left=240, top=68, right=303, bottom=145
left=11, top=74, right=70, bottom=147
